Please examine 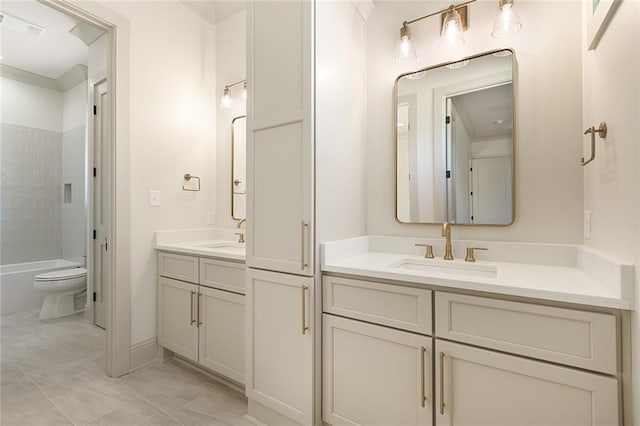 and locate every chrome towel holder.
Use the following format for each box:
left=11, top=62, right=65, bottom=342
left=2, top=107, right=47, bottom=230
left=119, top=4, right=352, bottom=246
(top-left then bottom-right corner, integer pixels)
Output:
left=182, top=174, right=201, bottom=191
left=581, top=122, right=607, bottom=167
